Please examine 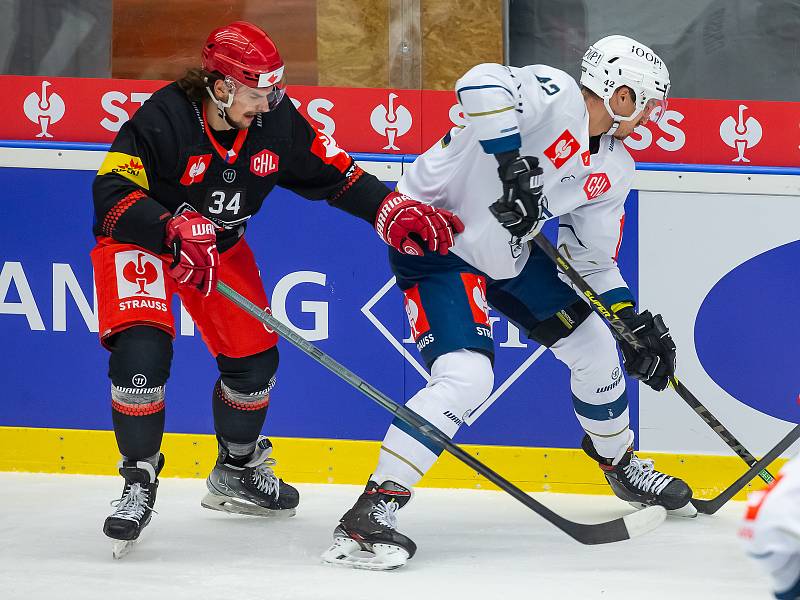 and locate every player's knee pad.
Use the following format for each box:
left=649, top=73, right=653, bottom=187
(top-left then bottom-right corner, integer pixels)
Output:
left=108, top=325, right=172, bottom=406
left=550, top=312, right=622, bottom=389
left=107, top=326, right=170, bottom=459
left=406, top=349, right=494, bottom=437
left=550, top=313, right=629, bottom=451
left=216, top=346, right=279, bottom=396
left=528, top=300, right=593, bottom=347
